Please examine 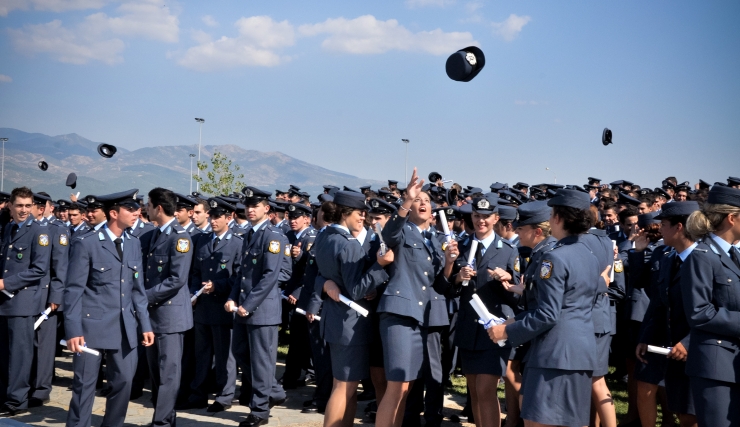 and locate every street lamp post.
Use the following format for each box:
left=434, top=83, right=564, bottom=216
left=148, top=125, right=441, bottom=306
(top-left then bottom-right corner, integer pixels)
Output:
left=0, top=138, right=7, bottom=192
left=546, top=167, right=557, bottom=184
left=401, top=139, right=410, bottom=183
left=189, top=154, right=196, bottom=193
left=194, top=118, right=205, bottom=191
